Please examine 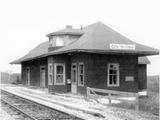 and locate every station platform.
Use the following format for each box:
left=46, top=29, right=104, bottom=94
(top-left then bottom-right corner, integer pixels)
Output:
left=0, top=84, right=157, bottom=120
